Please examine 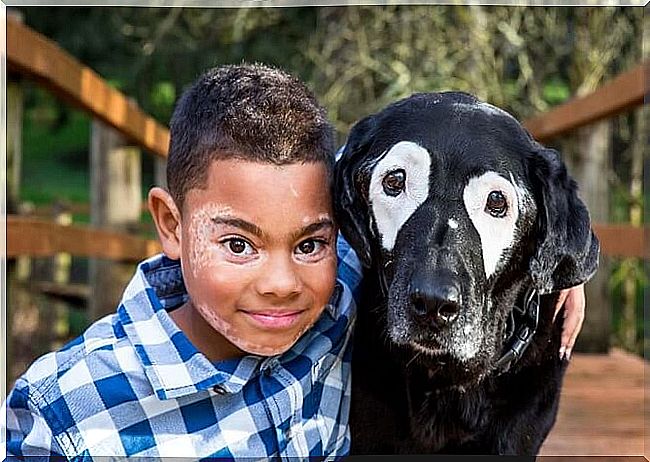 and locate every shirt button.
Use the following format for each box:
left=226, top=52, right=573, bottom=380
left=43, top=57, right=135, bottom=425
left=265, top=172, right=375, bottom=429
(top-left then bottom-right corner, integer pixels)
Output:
left=213, top=384, right=227, bottom=395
